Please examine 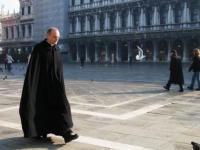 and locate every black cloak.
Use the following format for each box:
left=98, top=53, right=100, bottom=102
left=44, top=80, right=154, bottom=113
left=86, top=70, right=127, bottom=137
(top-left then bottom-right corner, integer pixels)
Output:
left=169, top=56, right=184, bottom=85
left=19, top=40, right=73, bottom=138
